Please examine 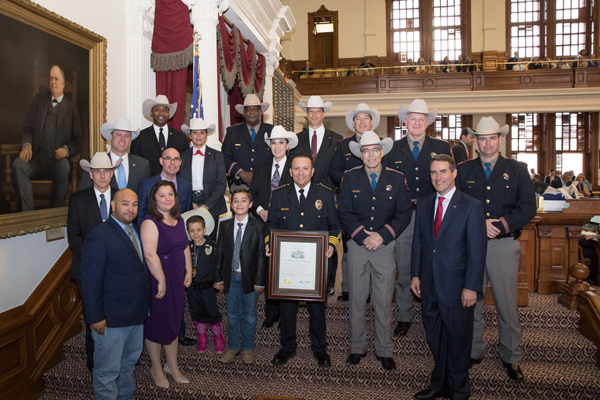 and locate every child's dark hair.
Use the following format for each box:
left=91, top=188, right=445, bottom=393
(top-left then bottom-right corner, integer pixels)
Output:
left=231, top=188, right=252, bottom=202
left=186, top=215, right=206, bottom=230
